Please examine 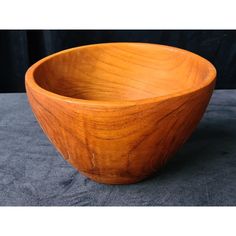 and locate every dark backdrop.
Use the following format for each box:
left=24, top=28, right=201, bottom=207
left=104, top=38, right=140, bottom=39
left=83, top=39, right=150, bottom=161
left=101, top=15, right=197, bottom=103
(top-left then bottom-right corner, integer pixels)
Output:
left=0, top=30, right=236, bottom=92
